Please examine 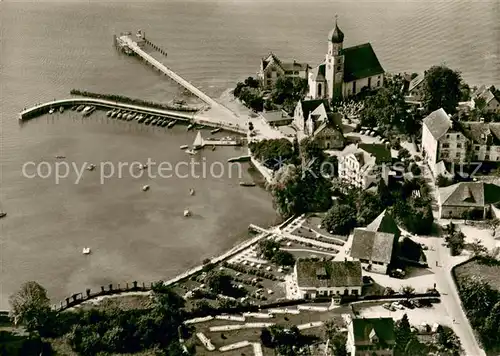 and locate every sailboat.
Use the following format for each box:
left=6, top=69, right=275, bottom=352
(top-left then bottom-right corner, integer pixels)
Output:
left=193, top=131, right=203, bottom=150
